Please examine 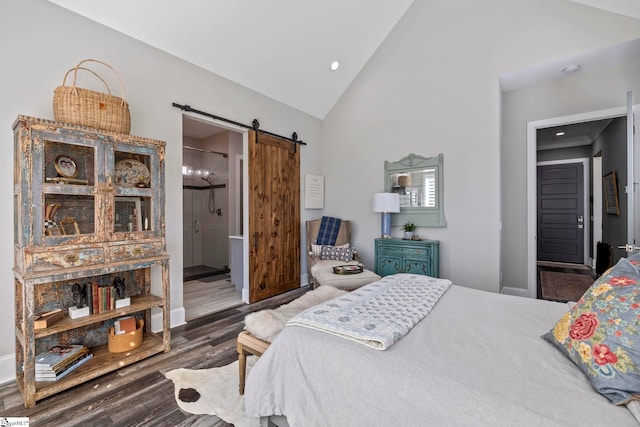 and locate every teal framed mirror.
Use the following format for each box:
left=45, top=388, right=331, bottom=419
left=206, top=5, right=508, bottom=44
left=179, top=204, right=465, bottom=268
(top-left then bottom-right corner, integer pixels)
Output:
left=384, top=153, right=447, bottom=227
